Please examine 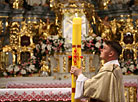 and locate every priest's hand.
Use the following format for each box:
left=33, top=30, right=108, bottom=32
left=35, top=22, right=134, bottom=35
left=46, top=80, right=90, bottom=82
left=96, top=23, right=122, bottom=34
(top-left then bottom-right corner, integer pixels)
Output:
left=70, top=66, right=82, bottom=76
